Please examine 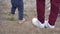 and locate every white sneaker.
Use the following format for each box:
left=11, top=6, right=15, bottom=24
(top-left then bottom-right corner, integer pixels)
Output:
left=32, top=18, right=45, bottom=28
left=45, top=20, right=55, bottom=28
